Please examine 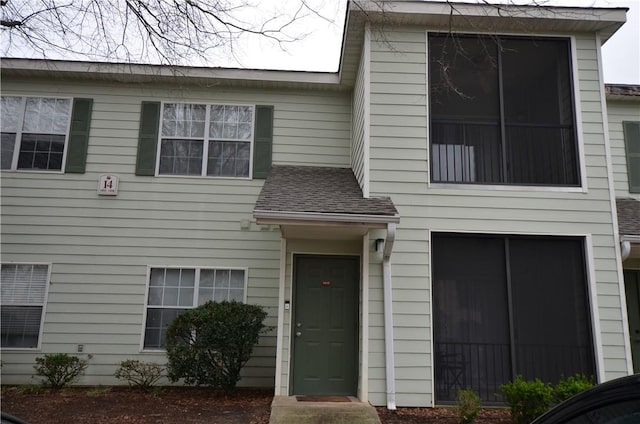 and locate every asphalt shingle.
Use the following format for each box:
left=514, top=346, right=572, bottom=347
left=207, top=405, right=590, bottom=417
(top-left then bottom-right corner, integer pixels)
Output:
left=254, top=165, right=398, bottom=217
left=617, top=198, right=640, bottom=236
